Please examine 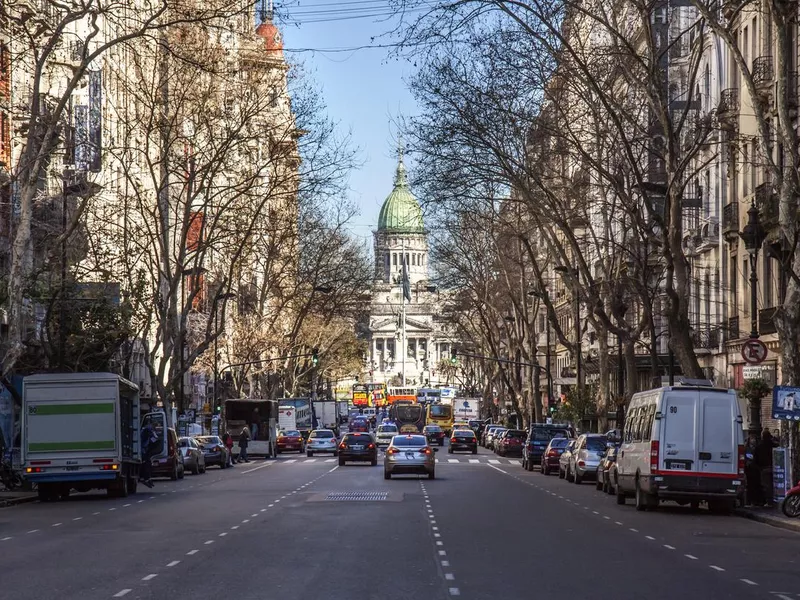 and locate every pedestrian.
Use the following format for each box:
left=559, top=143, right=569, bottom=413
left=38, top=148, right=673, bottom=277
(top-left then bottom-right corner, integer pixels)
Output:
left=250, top=408, right=260, bottom=441
left=139, top=422, right=158, bottom=488
left=755, top=428, right=778, bottom=507
left=238, top=427, right=251, bottom=463
left=744, top=433, right=762, bottom=506
left=222, top=432, right=234, bottom=467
